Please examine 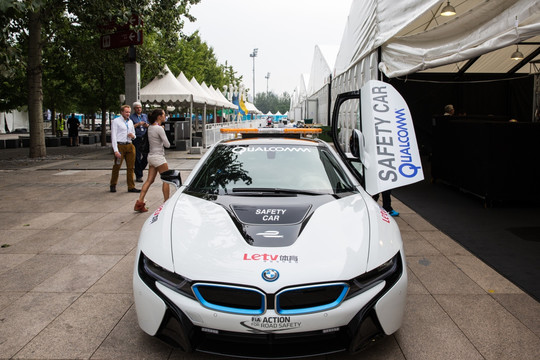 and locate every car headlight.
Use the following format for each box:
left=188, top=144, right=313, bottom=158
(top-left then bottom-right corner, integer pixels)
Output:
left=345, top=252, right=402, bottom=300
left=138, top=252, right=195, bottom=299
